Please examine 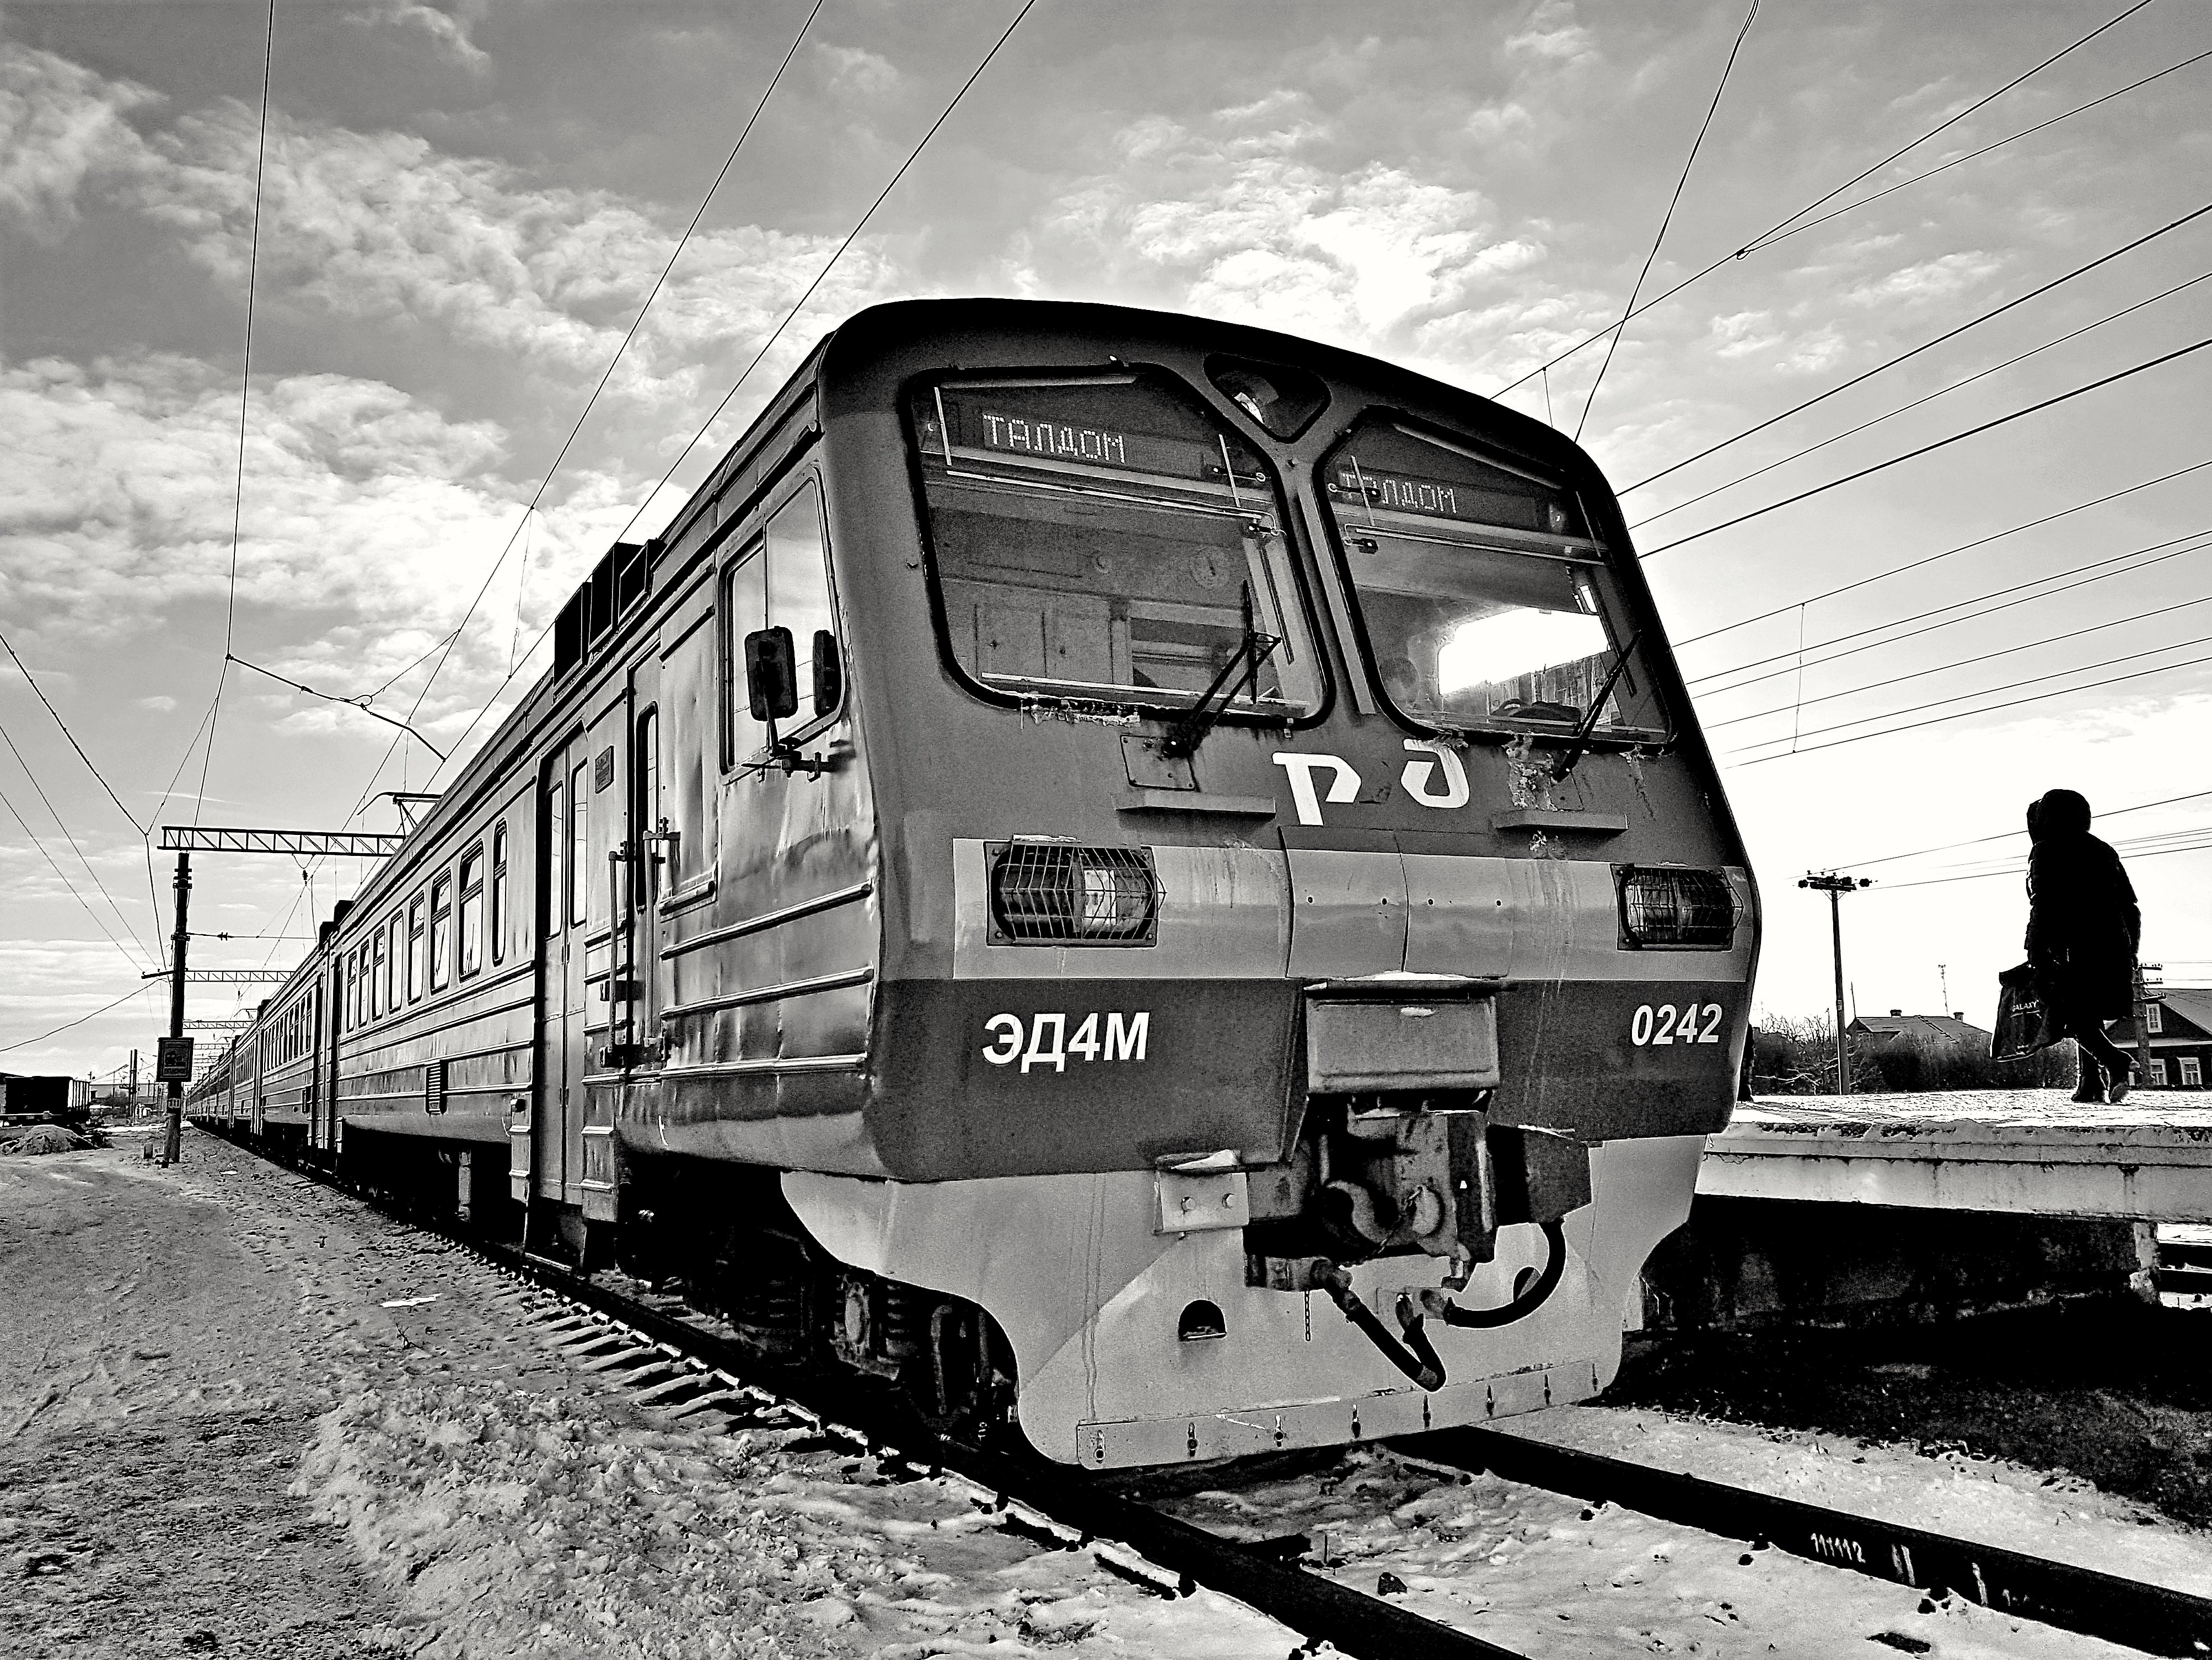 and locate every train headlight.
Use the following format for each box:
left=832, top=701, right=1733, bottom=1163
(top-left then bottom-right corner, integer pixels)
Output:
left=987, top=842, right=1159, bottom=945
left=1615, top=864, right=1736, bottom=950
